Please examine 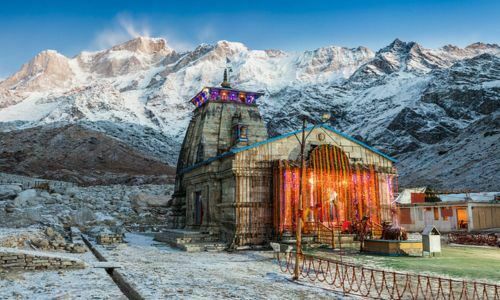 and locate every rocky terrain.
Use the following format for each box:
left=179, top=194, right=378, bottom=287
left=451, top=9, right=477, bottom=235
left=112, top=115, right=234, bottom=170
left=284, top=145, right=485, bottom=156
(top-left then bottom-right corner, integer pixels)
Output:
left=0, top=172, right=174, bottom=231
left=0, top=37, right=498, bottom=190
